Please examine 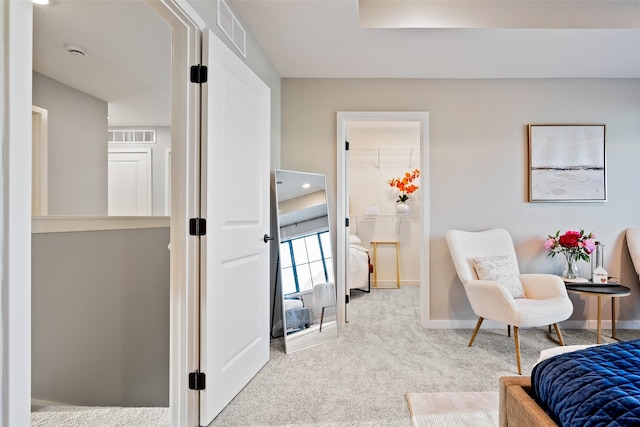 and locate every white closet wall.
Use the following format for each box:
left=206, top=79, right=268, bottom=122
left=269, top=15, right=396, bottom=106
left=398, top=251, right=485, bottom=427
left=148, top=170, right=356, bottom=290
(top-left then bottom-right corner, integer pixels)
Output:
left=349, top=121, right=421, bottom=287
